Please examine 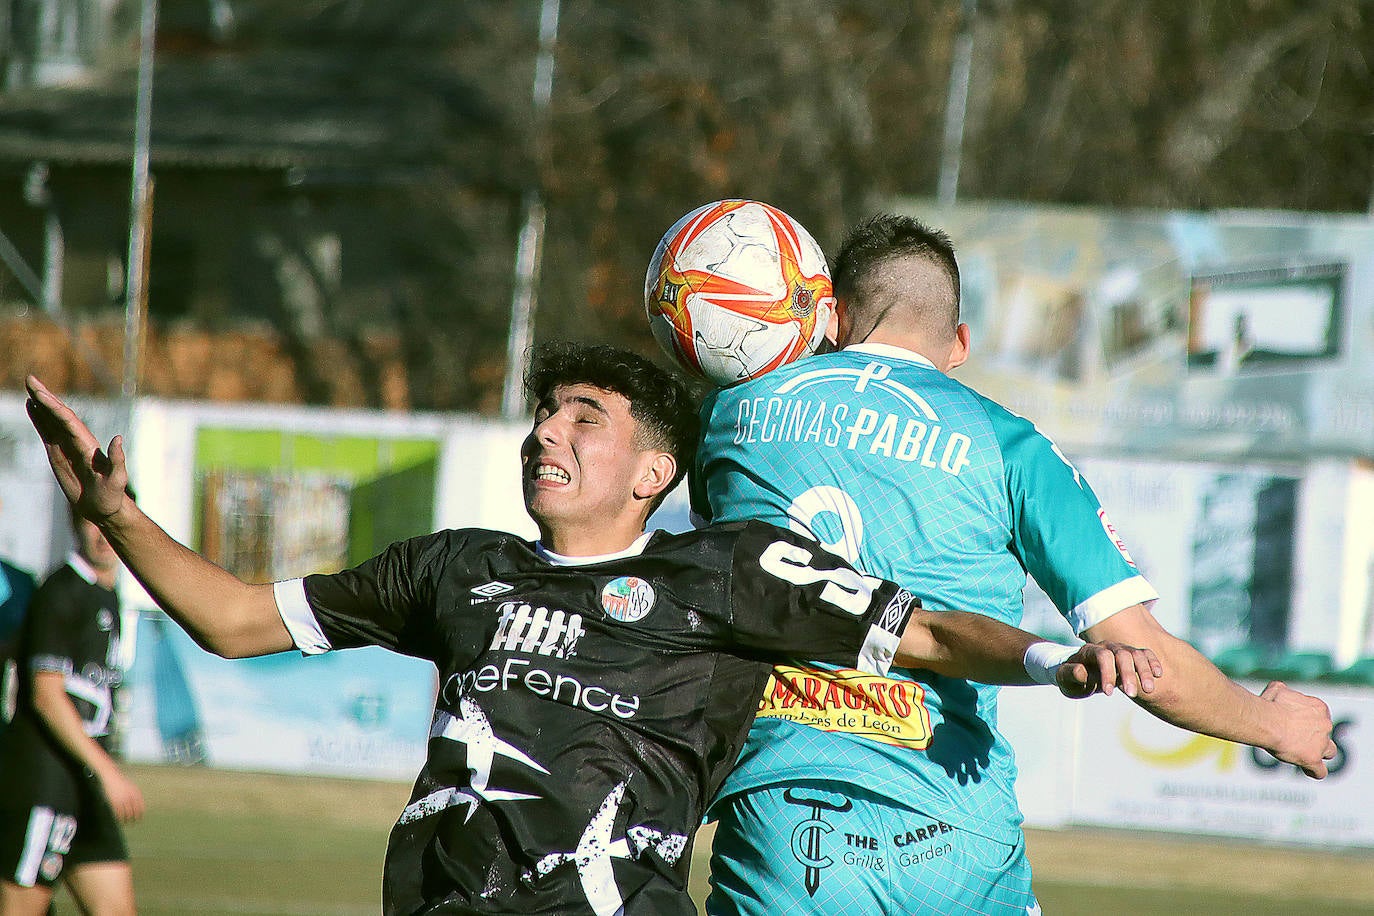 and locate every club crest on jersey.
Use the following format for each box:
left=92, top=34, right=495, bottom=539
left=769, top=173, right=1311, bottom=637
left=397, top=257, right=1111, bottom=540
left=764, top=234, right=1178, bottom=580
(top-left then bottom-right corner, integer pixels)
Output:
left=600, top=576, right=656, bottom=623
left=96, top=608, right=115, bottom=632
